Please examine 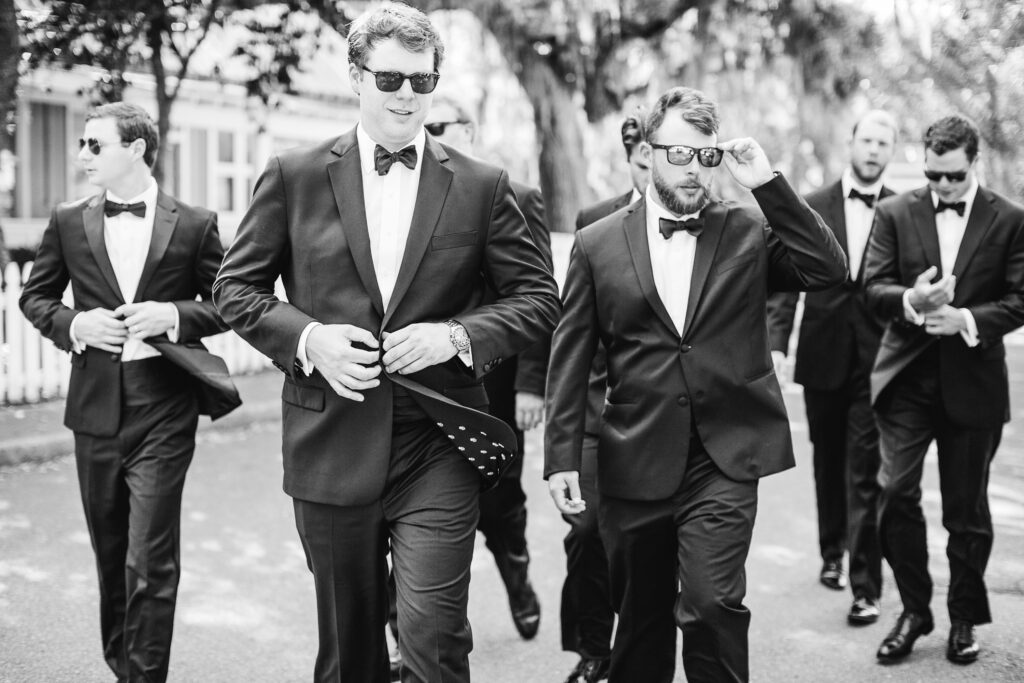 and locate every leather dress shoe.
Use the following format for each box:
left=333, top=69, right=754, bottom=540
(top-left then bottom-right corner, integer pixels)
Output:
left=876, top=611, right=934, bottom=663
left=564, top=657, right=610, bottom=683
left=848, top=595, right=880, bottom=625
left=819, top=560, right=847, bottom=590
left=947, top=619, right=980, bottom=664
left=509, top=579, right=541, bottom=640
